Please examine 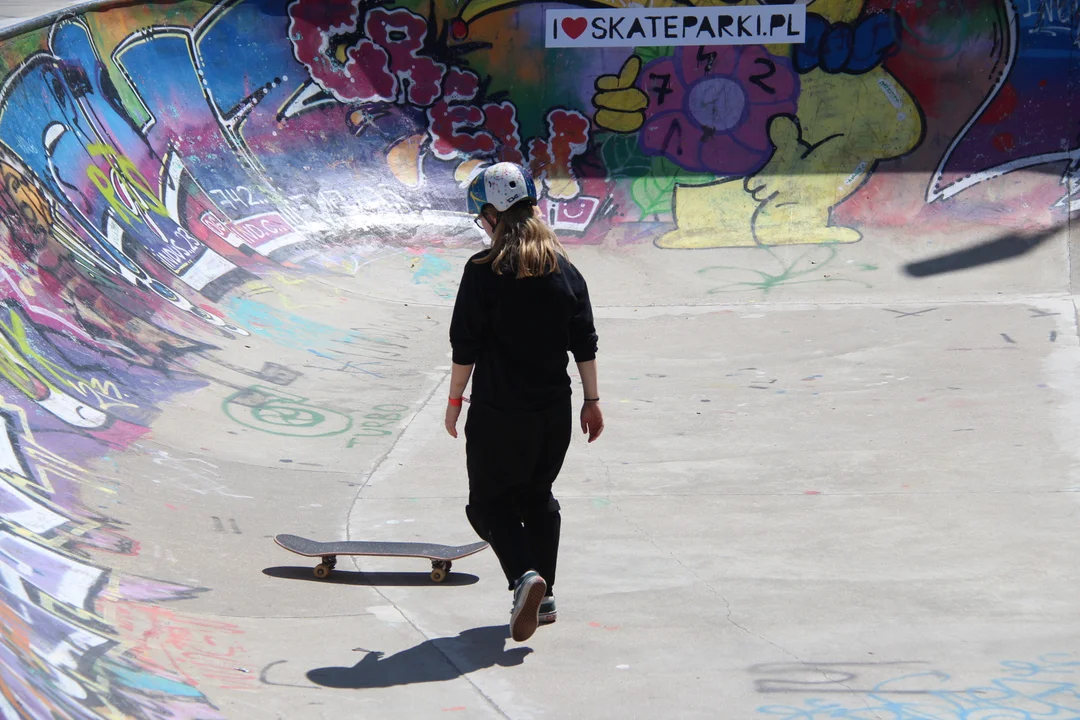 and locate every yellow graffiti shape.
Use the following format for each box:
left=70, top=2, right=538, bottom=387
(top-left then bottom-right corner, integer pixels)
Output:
left=387, top=134, right=425, bottom=188
left=545, top=176, right=580, bottom=201
left=806, top=0, right=864, bottom=24
left=592, top=56, right=646, bottom=134
left=86, top=143, right=169, bottom=224
left=0, top=307, right=135, bottom=412
left=1, top=159, right=53, bottom=238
